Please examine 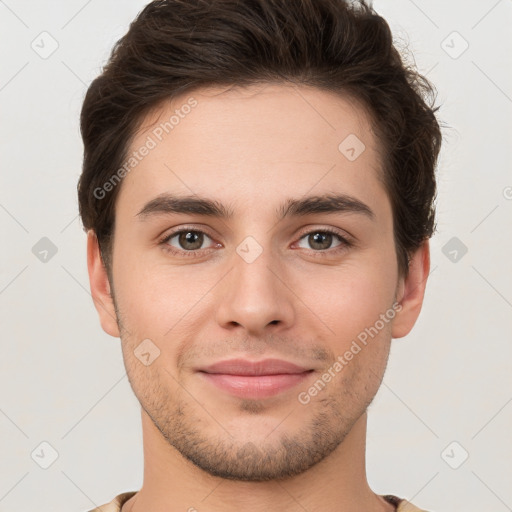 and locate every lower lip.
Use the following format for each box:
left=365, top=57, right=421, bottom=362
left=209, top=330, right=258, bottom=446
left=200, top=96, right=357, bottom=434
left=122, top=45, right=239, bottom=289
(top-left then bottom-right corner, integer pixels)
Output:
left=199, top=371, right=314, bottom=399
